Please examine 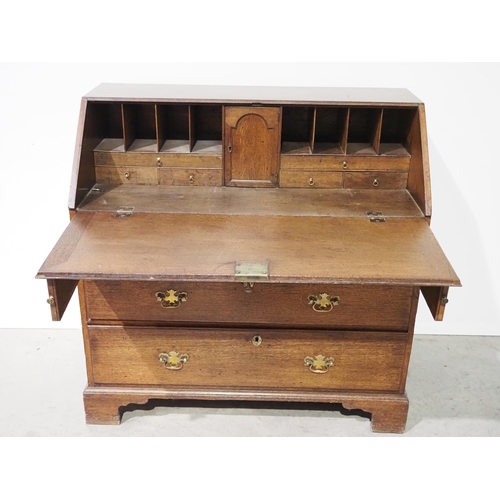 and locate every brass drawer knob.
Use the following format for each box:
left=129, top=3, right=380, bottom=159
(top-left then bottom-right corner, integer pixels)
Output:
left=308, top=293, right=340, bottom=312
left=159, top=351, right=189, bottom=370
left=304, top=355, right=334, bottom=374
left=155, top=289, right=188, bottom=308
left=342, top=161, right=348, bottom=169
left=124, top=172, right=130, bottom=180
